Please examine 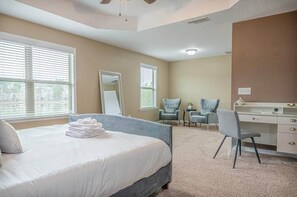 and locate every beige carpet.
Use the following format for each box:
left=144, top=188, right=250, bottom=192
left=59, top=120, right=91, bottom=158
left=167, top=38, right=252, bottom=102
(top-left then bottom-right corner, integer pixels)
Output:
left=156, top=125, right=297, bottom=197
